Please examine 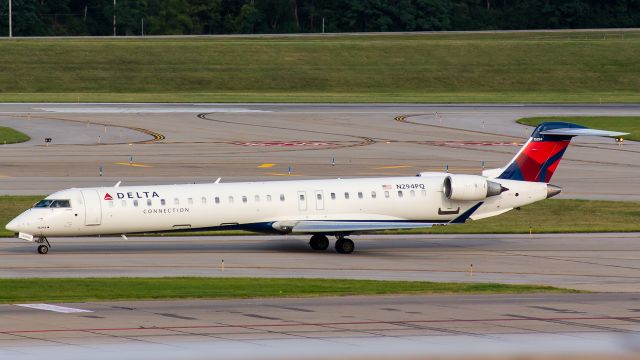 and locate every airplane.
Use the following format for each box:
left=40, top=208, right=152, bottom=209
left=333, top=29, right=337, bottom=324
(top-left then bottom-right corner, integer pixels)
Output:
left=5, top=122, right=627, bottom=255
